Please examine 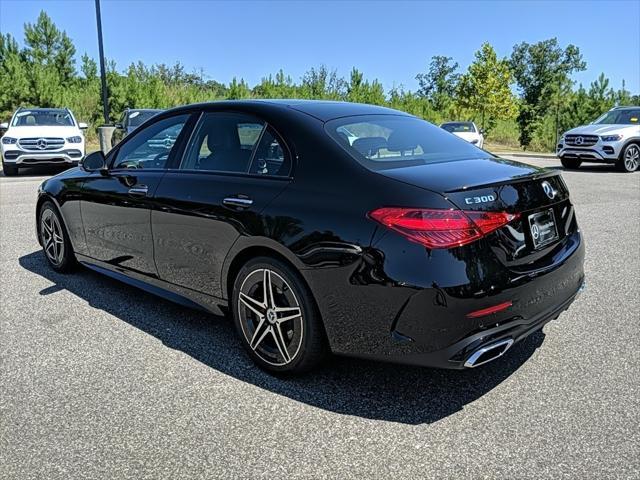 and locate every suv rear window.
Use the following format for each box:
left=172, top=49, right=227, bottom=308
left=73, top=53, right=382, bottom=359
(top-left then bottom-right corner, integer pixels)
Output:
left=326, top=115, right=489, bottom=170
